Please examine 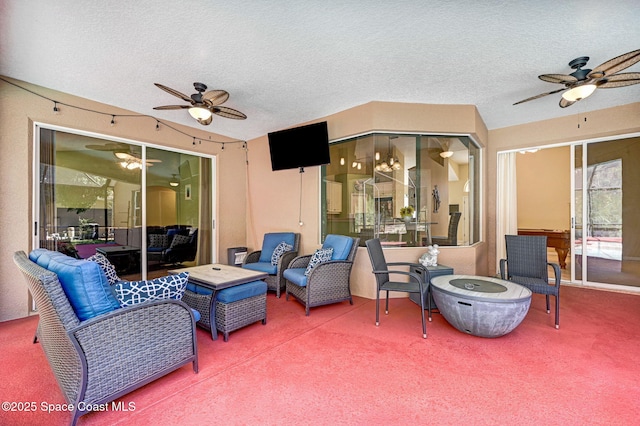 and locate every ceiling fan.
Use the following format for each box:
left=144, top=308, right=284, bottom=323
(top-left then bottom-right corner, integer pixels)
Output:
left=153, top=82, right=247, bottom=125
left=114, top=152, right=161, bottom=170
left=514, top=49, right=640, bottom=108
left=85, top=142, right=161, bottom=169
